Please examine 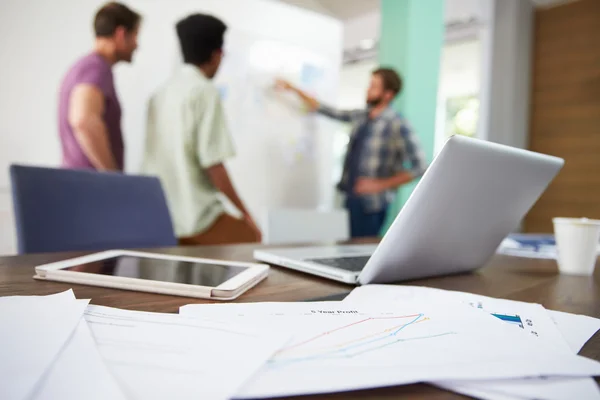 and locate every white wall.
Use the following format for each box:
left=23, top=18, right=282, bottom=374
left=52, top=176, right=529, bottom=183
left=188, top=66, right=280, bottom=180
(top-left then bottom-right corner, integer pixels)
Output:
left=343, top=10, right=380, bottom=50
left=337, top=60, right=377, bottom=109
left=0, top=0, right=342, bottom=254
left=0, top=190, right=15, bottom=255
left=271, top=0, right=335, bottom=17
